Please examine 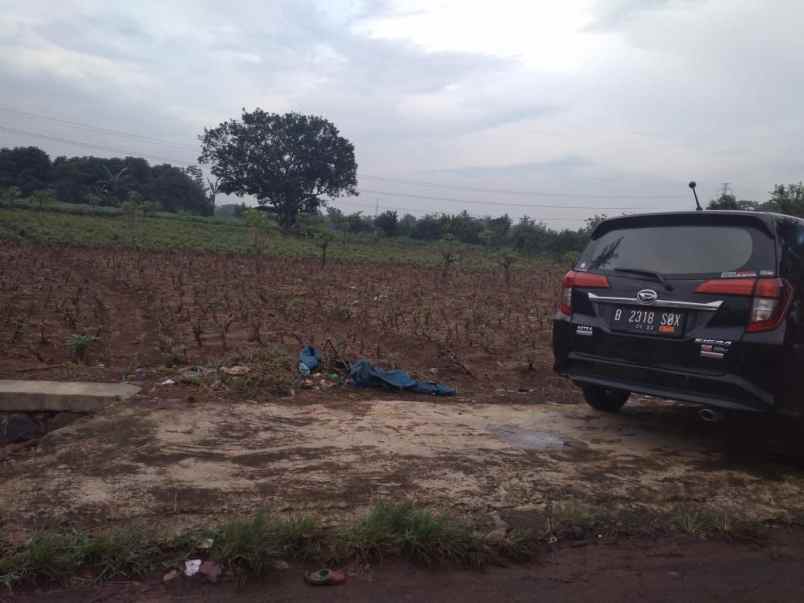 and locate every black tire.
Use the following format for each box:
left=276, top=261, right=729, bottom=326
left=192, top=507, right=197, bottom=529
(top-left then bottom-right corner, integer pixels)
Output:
left=582, top=385, right=630, bottom=413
